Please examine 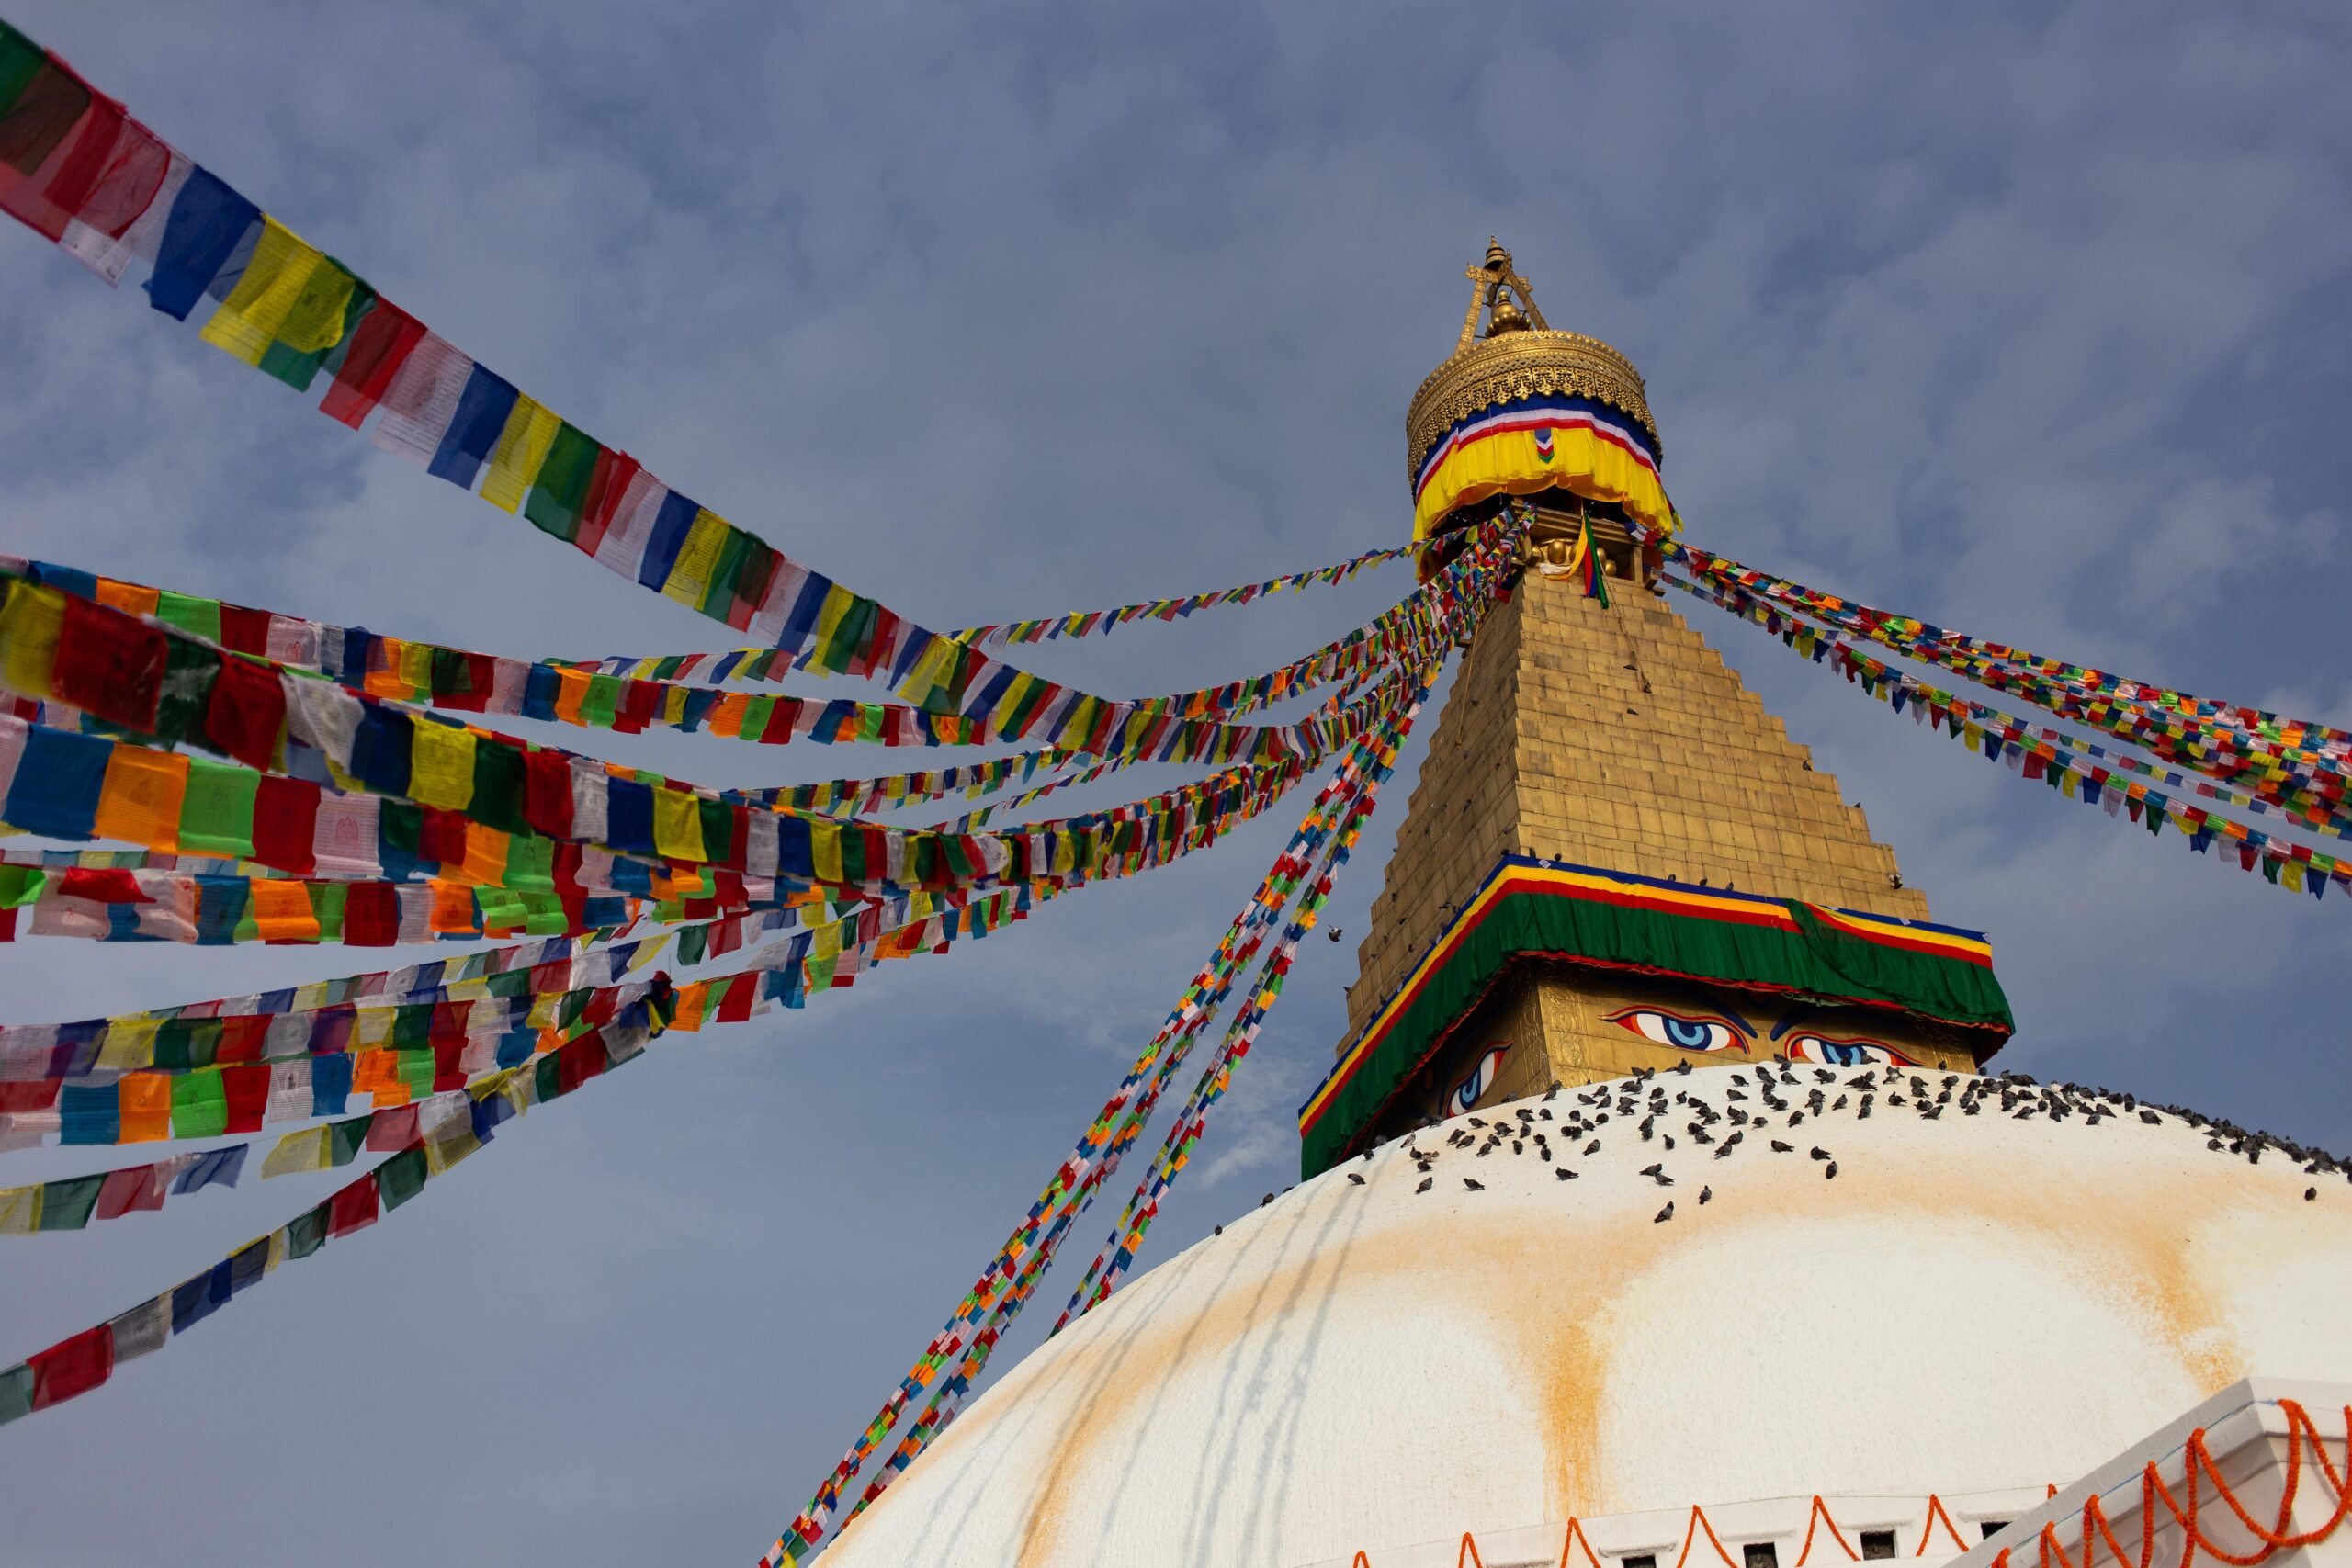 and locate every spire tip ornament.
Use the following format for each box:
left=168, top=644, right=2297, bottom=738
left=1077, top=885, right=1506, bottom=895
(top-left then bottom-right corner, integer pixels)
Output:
left=1406, top=242, right=1674, bottom=569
